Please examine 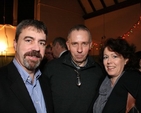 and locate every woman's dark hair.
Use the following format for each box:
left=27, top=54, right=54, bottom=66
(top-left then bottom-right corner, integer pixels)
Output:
left=99, top=37, right=136, bottom=70
left=135, top=51, right=141, bottom=70
left=136, top=51, right=141, bottom=59
left=15, top=19, right=48, bottom=42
